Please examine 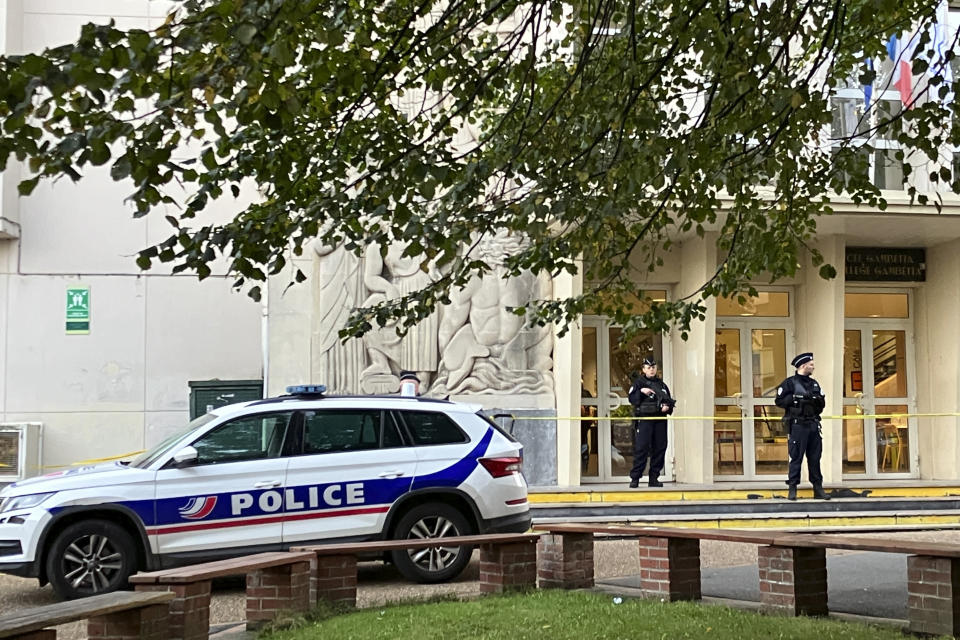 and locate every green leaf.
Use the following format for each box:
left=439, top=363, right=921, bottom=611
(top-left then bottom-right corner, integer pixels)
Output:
left=236, top=23, right=258, bottom=45
left=18, top=177, right=40, bottom=196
